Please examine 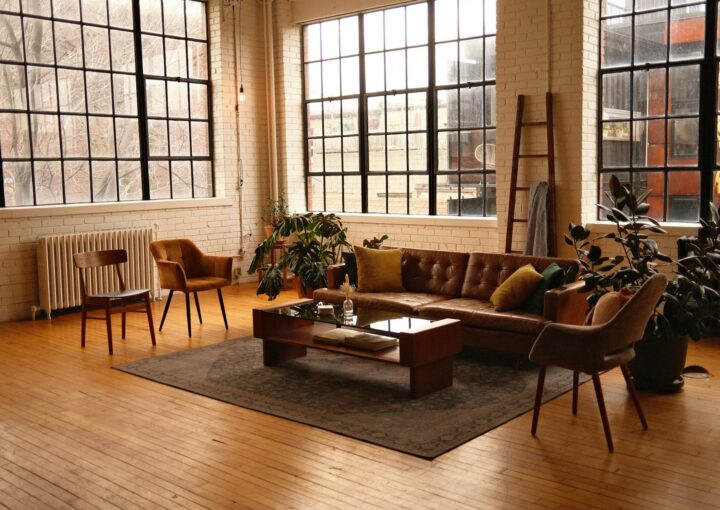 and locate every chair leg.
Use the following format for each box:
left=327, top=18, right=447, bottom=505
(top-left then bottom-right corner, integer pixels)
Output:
left=217, top=288, right=228, bottom=330
left=185, top=293, right=192, bottom=338
left=194, top=292, right=203, bottom=324
left=591, top=373, right=614, bottom=452
left=121, top=299, right=126, bottom=340
left=572, top=370, right=579, bottom=415
left=621, top=364, right=648, bottom=430
left=159, top=290, right=174, bottom=331
left=105, top=301, right=113, bottom=356
left=531, top=365, right=546, bottom=436
left=144, top=294, right=156, bottom=347
left=81, top=304, right=87, bottom=348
